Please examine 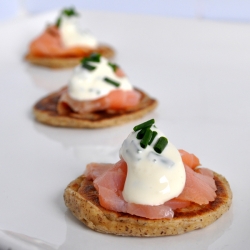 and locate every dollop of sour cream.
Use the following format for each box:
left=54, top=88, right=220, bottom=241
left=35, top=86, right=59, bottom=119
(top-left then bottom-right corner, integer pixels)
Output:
left=59, top=15, right=98, bottom=49
left=68, top=56, right=133, bottom=101
left=120, top=126, right=186, bottom=206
